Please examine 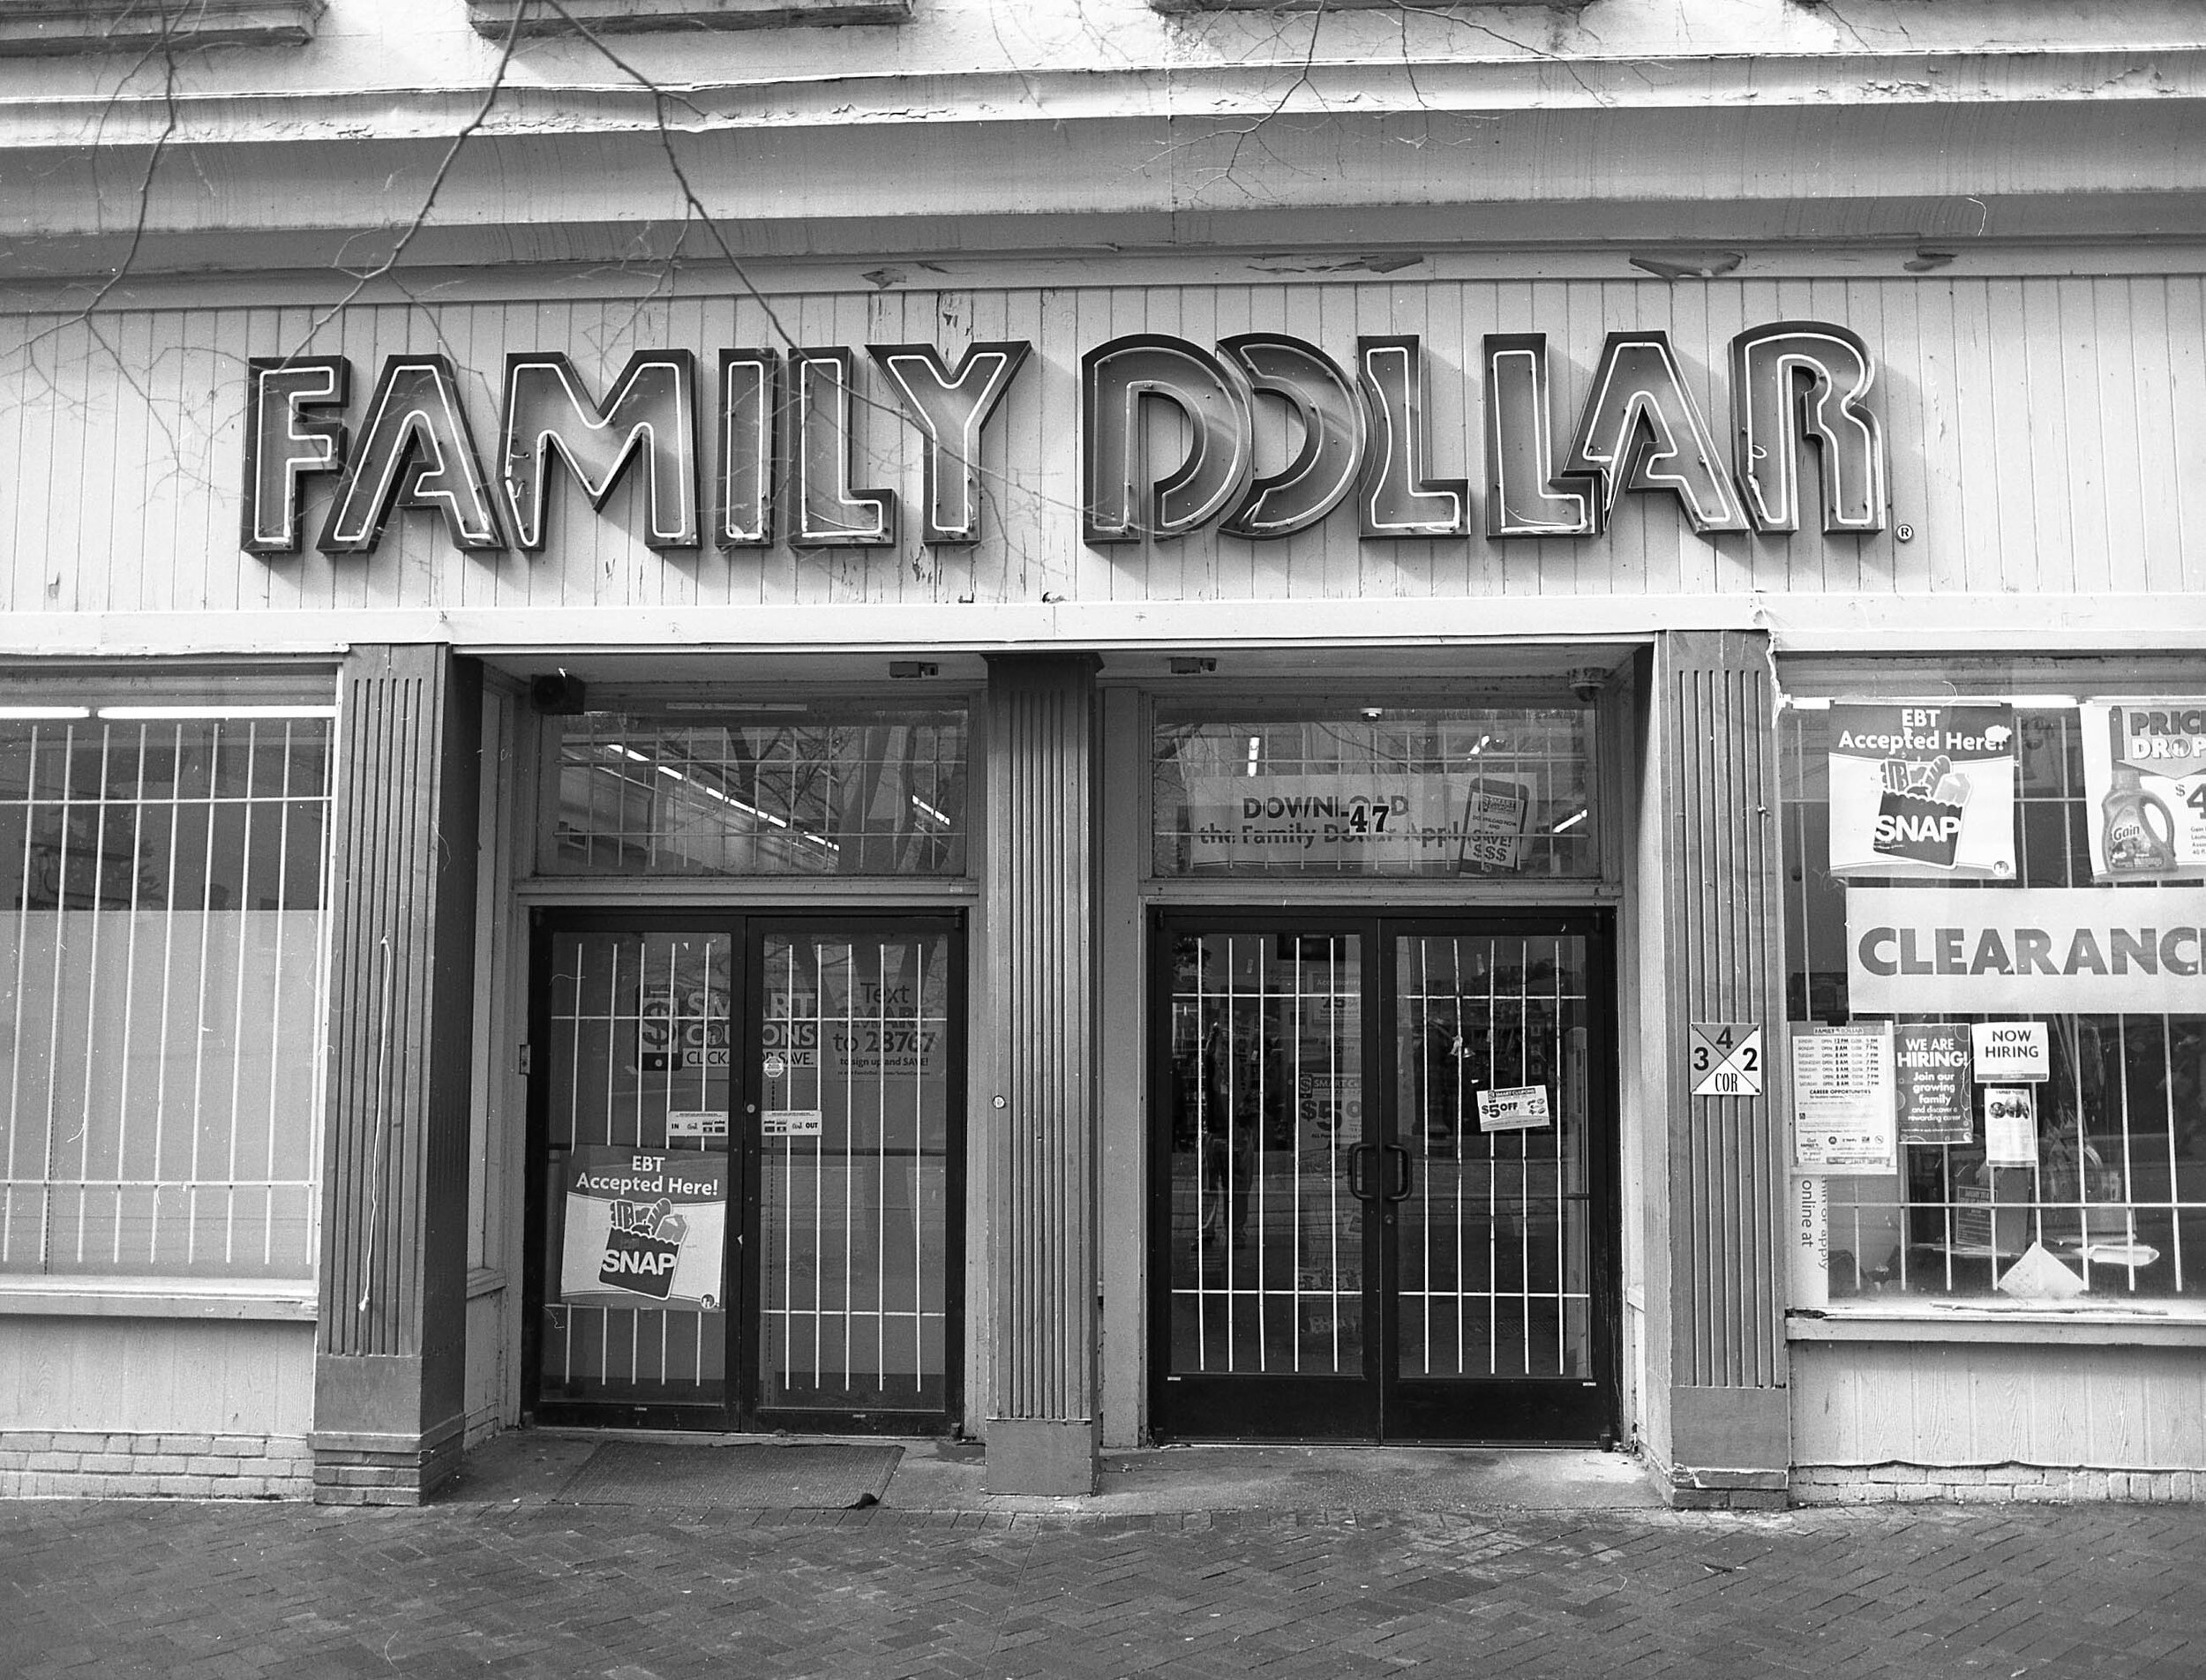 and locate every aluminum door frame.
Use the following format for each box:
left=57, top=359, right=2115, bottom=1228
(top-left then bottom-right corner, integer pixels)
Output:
left=1145, top=907, right=1620, bottom=1444
left=521, top=907, right=966, bottom=1436
left=1145, top=911, right=1385, bottom=1441
left=1381, top=911, right=1621, bottom=1445
left=746, top=911, right=968, bottom=1436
